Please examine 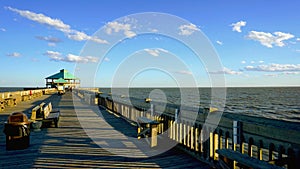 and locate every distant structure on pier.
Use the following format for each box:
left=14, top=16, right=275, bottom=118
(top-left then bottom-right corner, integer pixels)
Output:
left=45, top=69, right=80, bottom=88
